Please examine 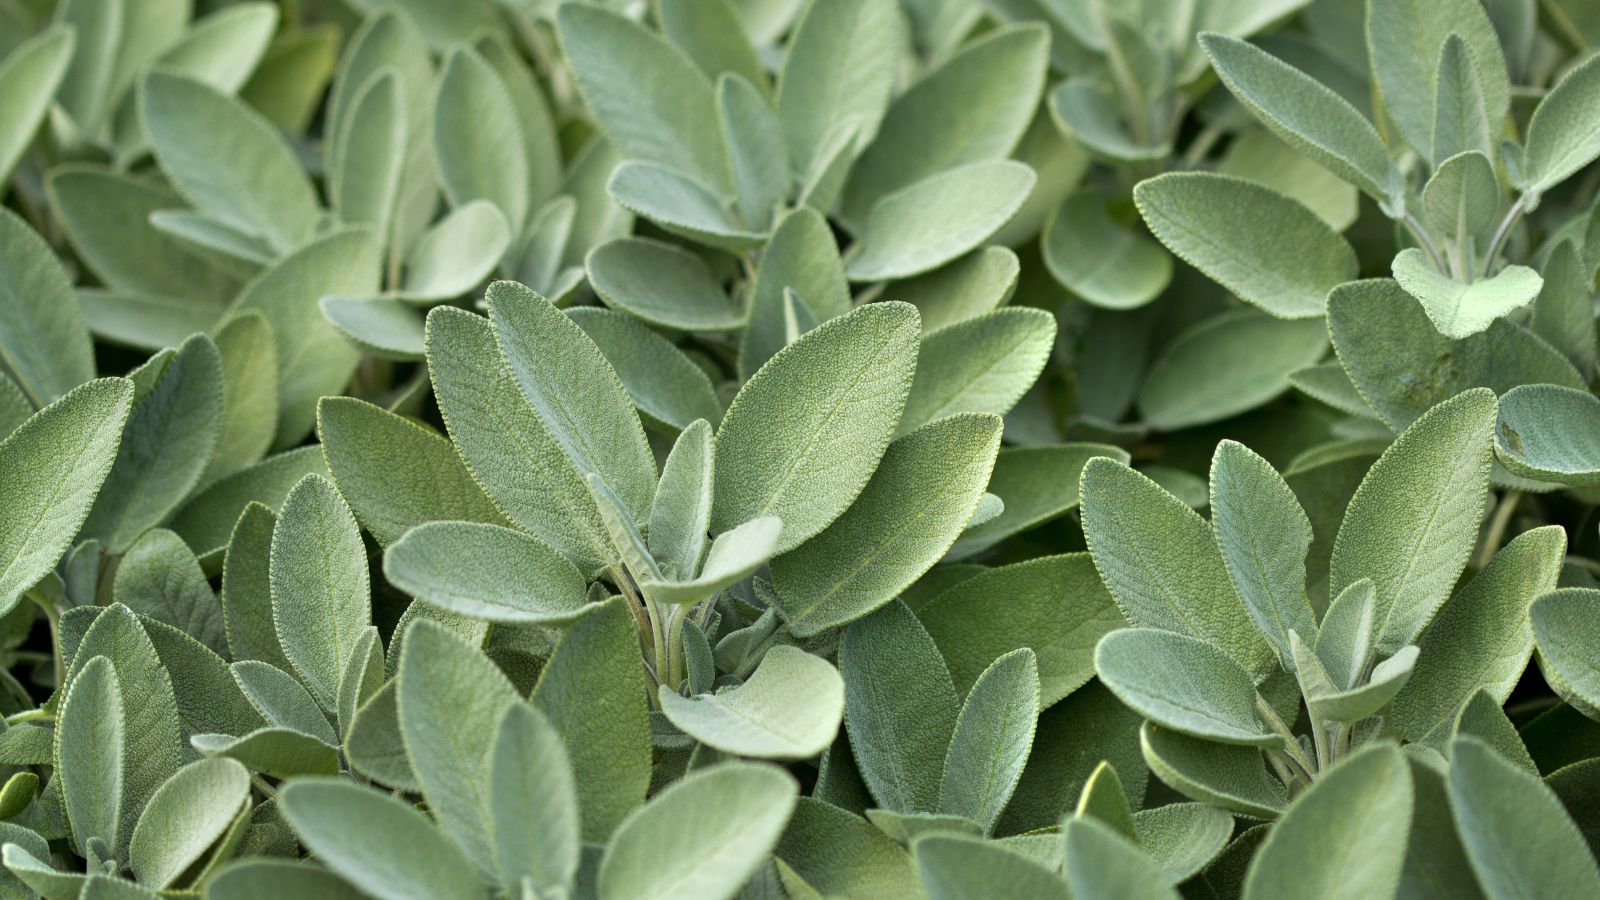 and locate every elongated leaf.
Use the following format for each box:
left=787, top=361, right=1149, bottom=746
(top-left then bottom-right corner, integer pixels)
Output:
left=774, top=0, right=901, bottom=176
left=1329, top=388, right=1495, bottom=653
left=847, top=162, right=1035, bottom=282
left=606, top=161, right=764, bottom=251
left=385, top=521, right=587, bottom=625
left=899, top=310, right=1053, bottom=436
left=918, top=834, right=1070, bottom=900
left=660, top=645, right=843, bottom=758
left=739, top=207, right=852, bottom=378
left=279, top=778, right=486, bottom=900
left=637, top=513, right=780, bottom=604
left=1242, top=744, right=1412, bottom=899
left=58, top=656, right=124, bottom=857
left=648, top=420, right=712, bottom=581
left=129, top=758, right=249, bottom=889
left=230, top=660, right=337, bottom=745
left=332, top=68, right=404, bottom=241
left=1097, top=629, right=1277, bottom=746
left=586, top=238, right=745, bottom=331
left=114, top=529, right=227, bottom=655
left=568, top=308, right=723, bottom=434
left=1430, top=37, right=1494, bottom=166
left=714, top=301, right=918, bottom=553
left=1532, top=589, right=1600, bottom=720
left=1422, top=151, right=1499, bottom=250
left=0, top=207, right=96, bottom=407
left=434, top=48, right=527, bottom=232
left=170, top=446, right=327, bottom=566
left=950, top=443, right=1127, bottom=559
left=207, top=311, right=277, bottom=483
left=0, top=27, right=74, bottom=186
left=270, top=474, right=370, bottom=709
left=400, top=201, right=510, bottom=301
left=1063, top=818, right=1179, bottom=900
left=1495, top=384, right=1600, bottom=486
left=718, top=73, right=785, bottom=230
left=1041, top=191, right=1170, bottom=310
left=1140, top=723, right=1286, bottom=819
left=1367, top=0, right=1509, bottom=157
left=1138, top=310, right=1329, bottom=430
left=939, top=649, right=1038, bottom=833
left=488, top=703, right=579, bottom=897
left=1519, top=48, right=1600, bottom=192
left=773, top=413, right=1001, bottom=635
left=1134, top=173, right=1357, bottom=318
